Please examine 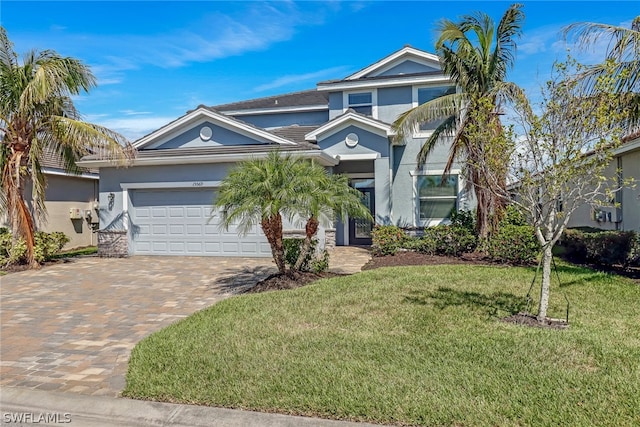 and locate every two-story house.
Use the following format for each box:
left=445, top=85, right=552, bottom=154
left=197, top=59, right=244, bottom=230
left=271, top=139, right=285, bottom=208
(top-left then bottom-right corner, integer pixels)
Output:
left=79, top=46, right=476, bottom=257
